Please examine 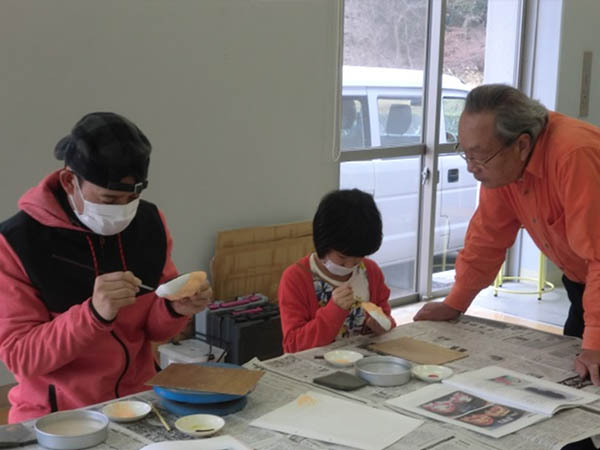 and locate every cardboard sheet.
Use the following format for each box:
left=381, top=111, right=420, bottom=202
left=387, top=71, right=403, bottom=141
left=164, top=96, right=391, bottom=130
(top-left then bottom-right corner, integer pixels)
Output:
left=368, top=337, right=468, bottom=365
left=212, top=221, right=314, bottom=301
left=146, top=363, right=264, bottom=396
